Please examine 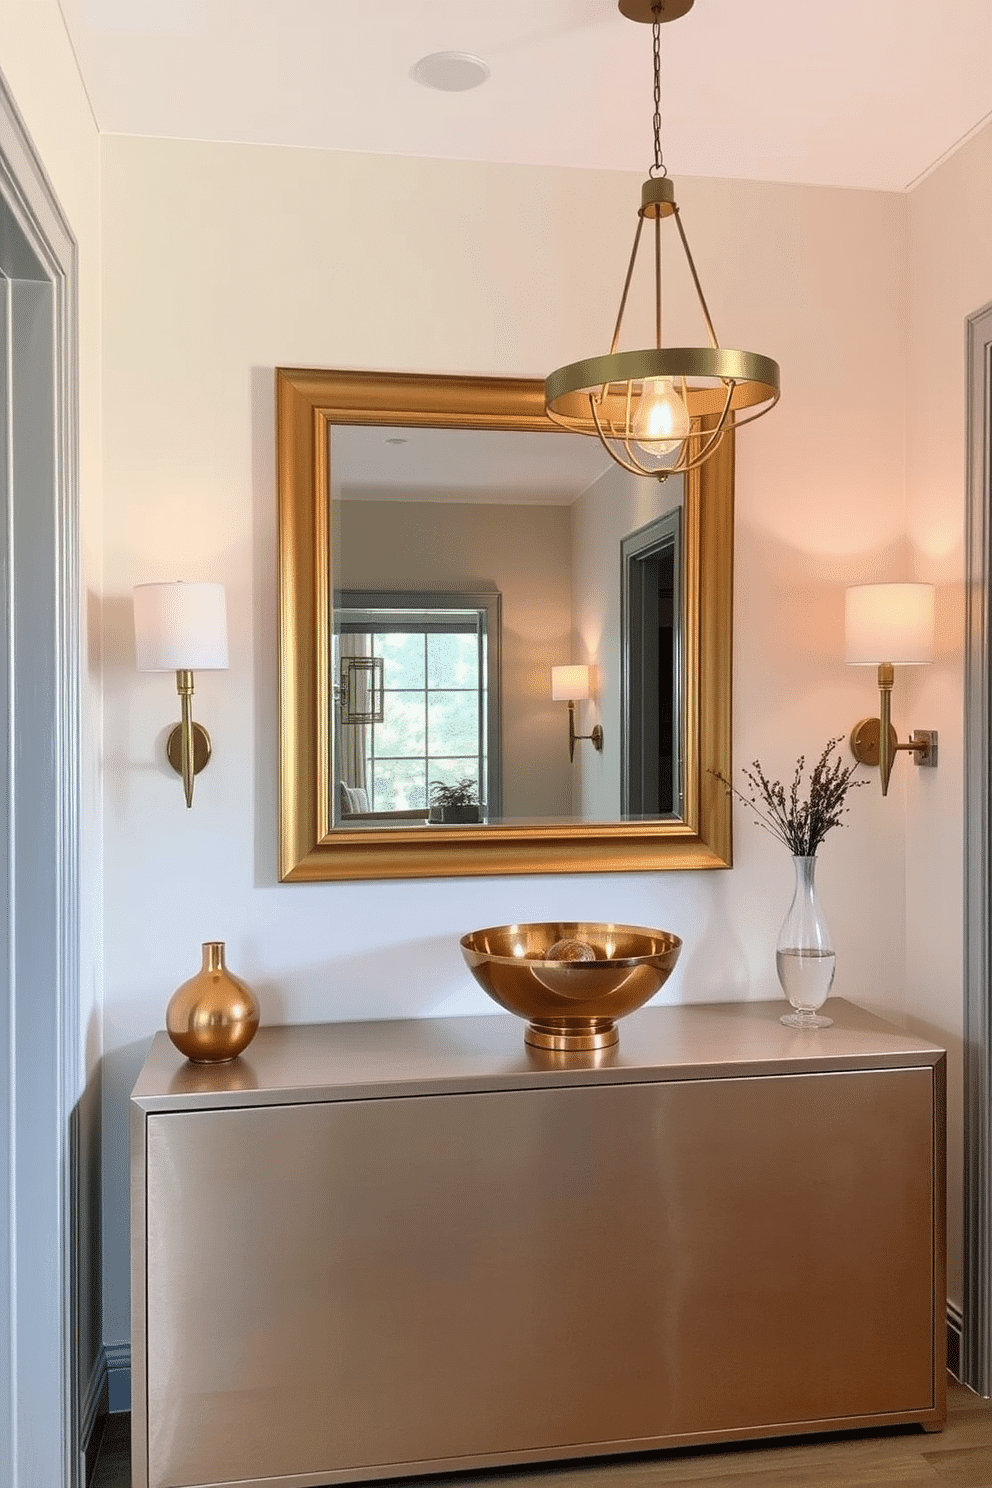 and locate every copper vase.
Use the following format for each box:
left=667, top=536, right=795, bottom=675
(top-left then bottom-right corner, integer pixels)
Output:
left=166, top=941, right=259, bottom=1063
